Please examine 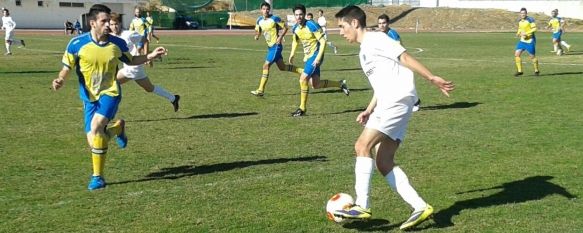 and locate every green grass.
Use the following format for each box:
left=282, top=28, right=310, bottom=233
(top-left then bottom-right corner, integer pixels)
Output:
left=1, top=31, right=582, bottom=232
